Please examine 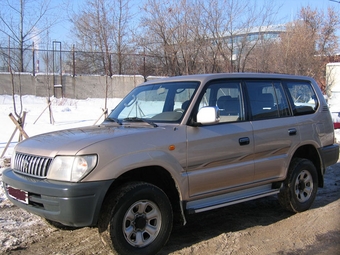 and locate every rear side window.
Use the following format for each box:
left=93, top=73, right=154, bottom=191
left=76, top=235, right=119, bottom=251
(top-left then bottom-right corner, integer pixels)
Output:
left=245, top=80, right=290, bottom=120
left=285, top=81, right=318, bottom=115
